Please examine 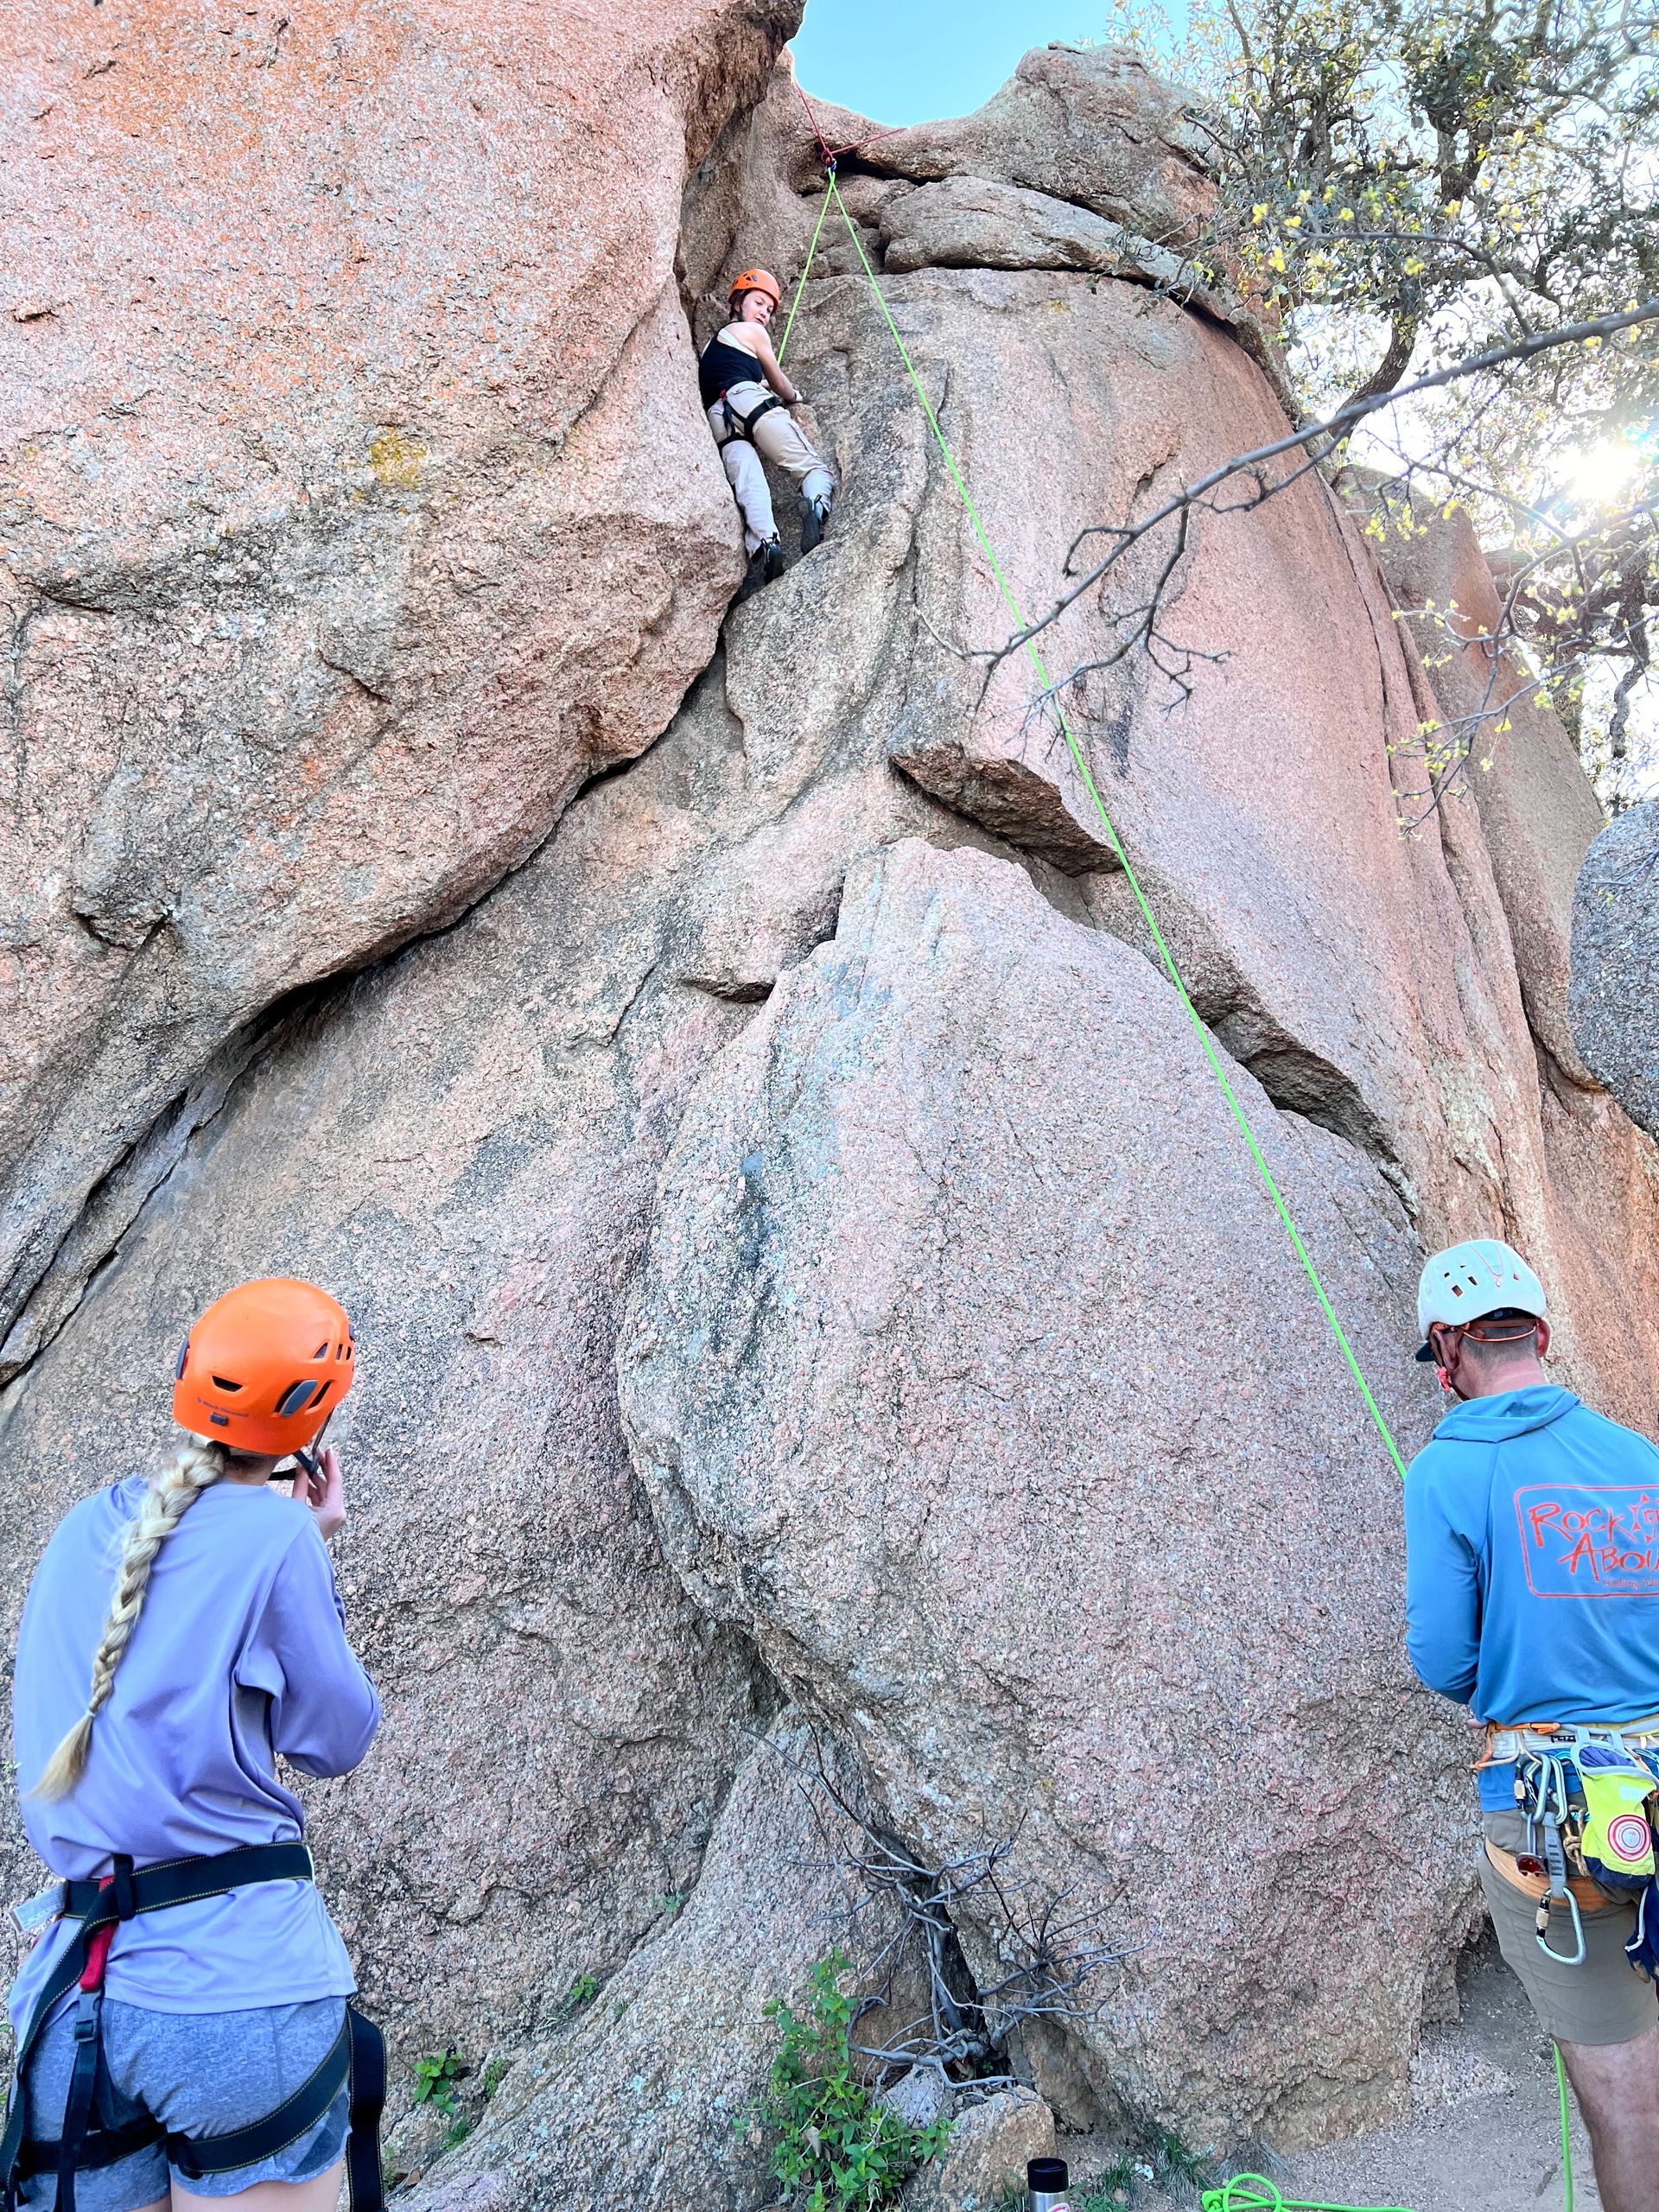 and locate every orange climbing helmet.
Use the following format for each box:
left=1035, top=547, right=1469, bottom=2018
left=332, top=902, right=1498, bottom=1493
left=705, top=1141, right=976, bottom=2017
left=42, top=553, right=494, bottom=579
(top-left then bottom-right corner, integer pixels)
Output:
left=172, top=1278, right=355, bottom=1455
left=728, top=266, right=782, bottom=309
